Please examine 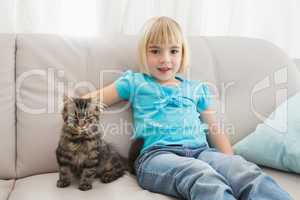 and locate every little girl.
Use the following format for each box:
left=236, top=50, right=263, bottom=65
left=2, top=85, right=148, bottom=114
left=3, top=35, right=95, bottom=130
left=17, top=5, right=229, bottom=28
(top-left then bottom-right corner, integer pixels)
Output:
left=84, top=17, right=292, bottom=200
